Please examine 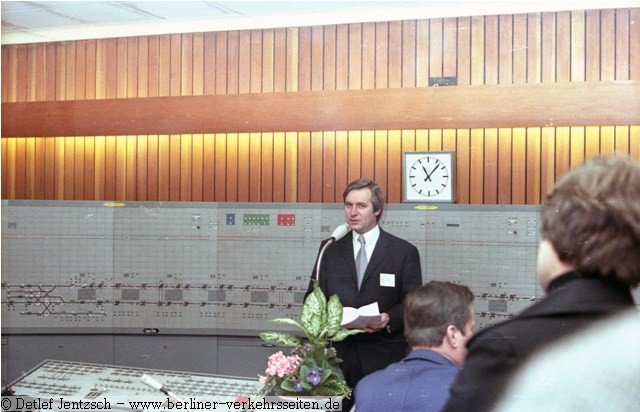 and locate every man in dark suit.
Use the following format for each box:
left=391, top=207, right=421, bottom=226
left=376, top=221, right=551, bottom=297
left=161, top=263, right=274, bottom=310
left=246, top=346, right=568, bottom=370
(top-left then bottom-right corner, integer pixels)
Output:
left=355, top=281, right=475, bottom=412
left=307, top=178, right=423, bottom=408
left=443, top=155, right=640, bottom=412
